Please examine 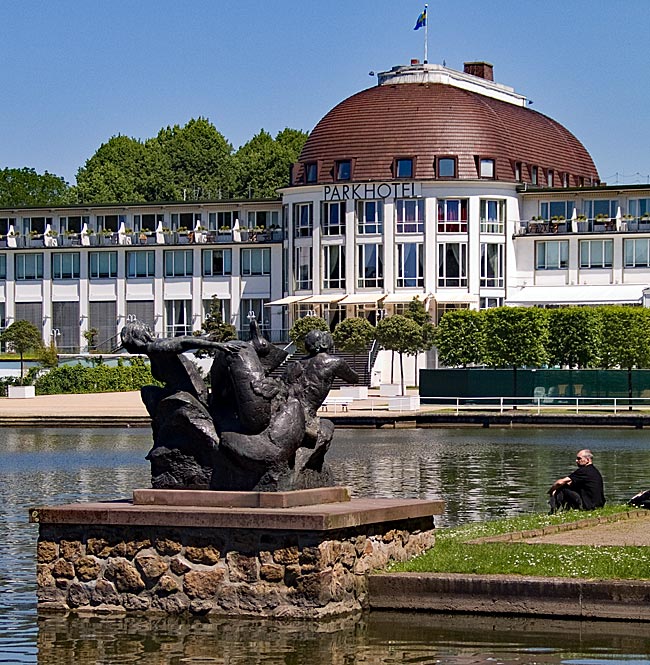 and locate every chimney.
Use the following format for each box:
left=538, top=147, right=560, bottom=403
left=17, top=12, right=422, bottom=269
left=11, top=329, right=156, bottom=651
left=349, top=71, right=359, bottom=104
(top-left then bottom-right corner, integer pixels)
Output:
left=463, top=61, right=494, bottom=81
left=410, top=58, right=420, bottom=65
